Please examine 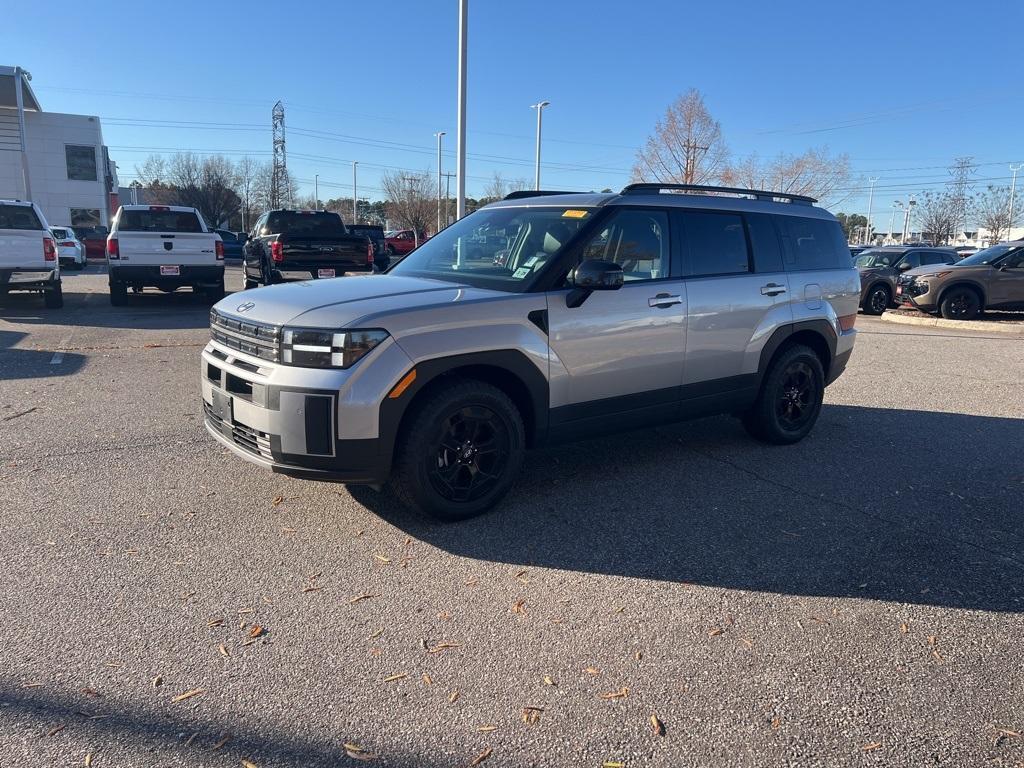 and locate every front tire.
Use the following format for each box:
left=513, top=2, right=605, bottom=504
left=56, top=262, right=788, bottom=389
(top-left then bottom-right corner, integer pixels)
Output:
left=862, top=284, right=890, bottom=315
left=743, top=344, right=825, bottom=445
left=390, top=379, right=525, bottom=521
left=939, top=287, right=981, bottom=320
